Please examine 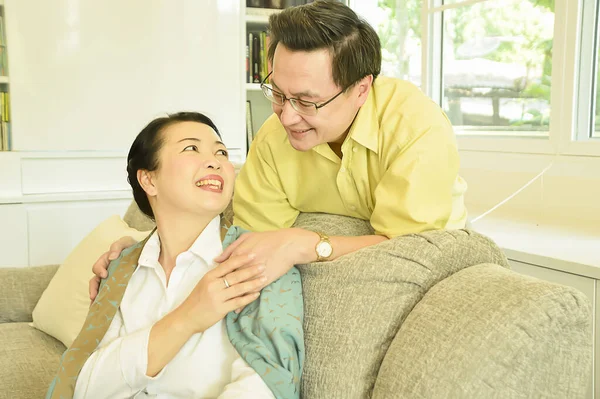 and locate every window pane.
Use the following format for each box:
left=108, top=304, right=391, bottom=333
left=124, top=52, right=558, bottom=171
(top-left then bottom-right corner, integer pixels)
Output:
left=442, top=0, right=555, bottom=134
left=595, top=42, right=600, bottom=138
left=352, top=0, right=422, bottom=87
